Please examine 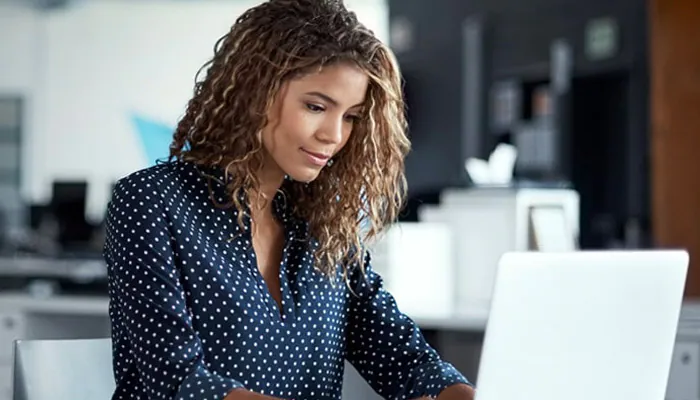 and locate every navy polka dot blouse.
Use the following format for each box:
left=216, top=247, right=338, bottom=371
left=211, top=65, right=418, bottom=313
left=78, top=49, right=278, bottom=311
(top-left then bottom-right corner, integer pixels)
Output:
left=104, top=161, right=470, bottom=400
